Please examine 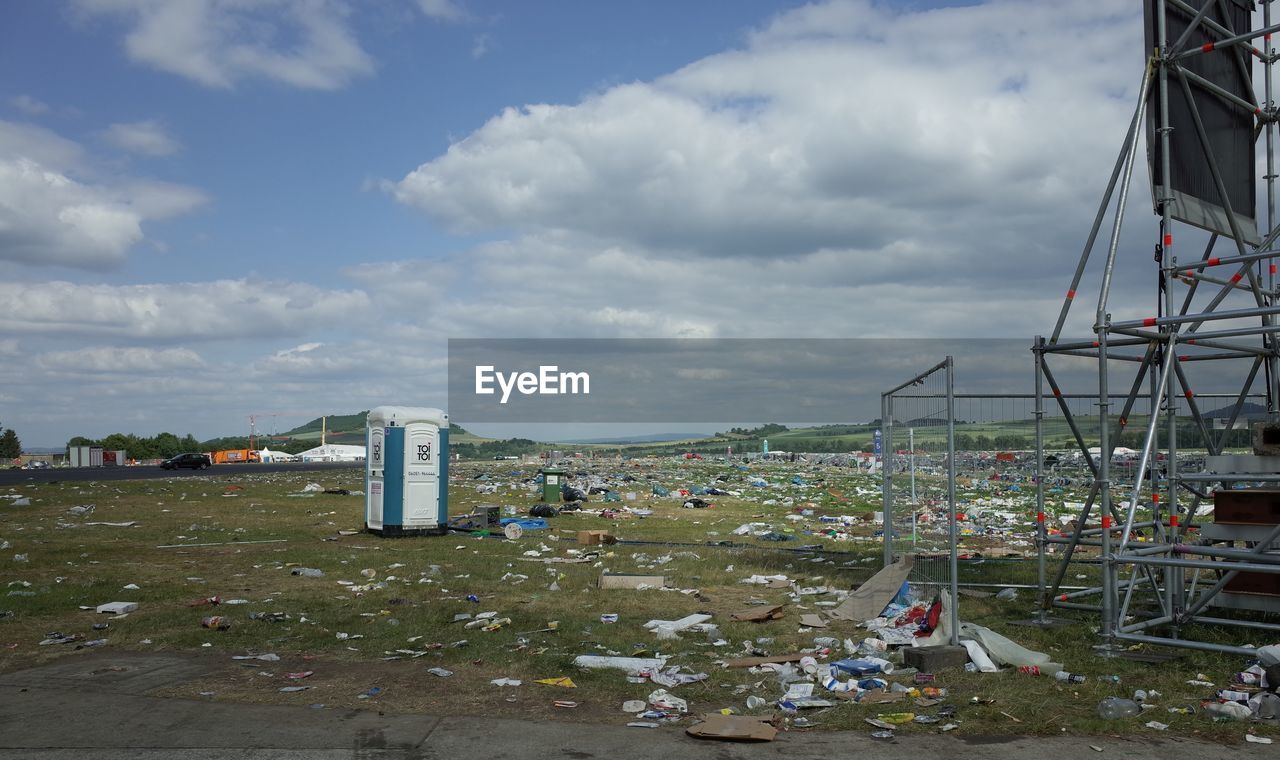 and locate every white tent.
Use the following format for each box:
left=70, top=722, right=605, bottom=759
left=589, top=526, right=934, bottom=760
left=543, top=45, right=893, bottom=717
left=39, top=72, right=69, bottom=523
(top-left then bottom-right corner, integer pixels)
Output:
left=257, top=448, right=299, bottom=463
left=297, top=444, right=365, bottom=462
